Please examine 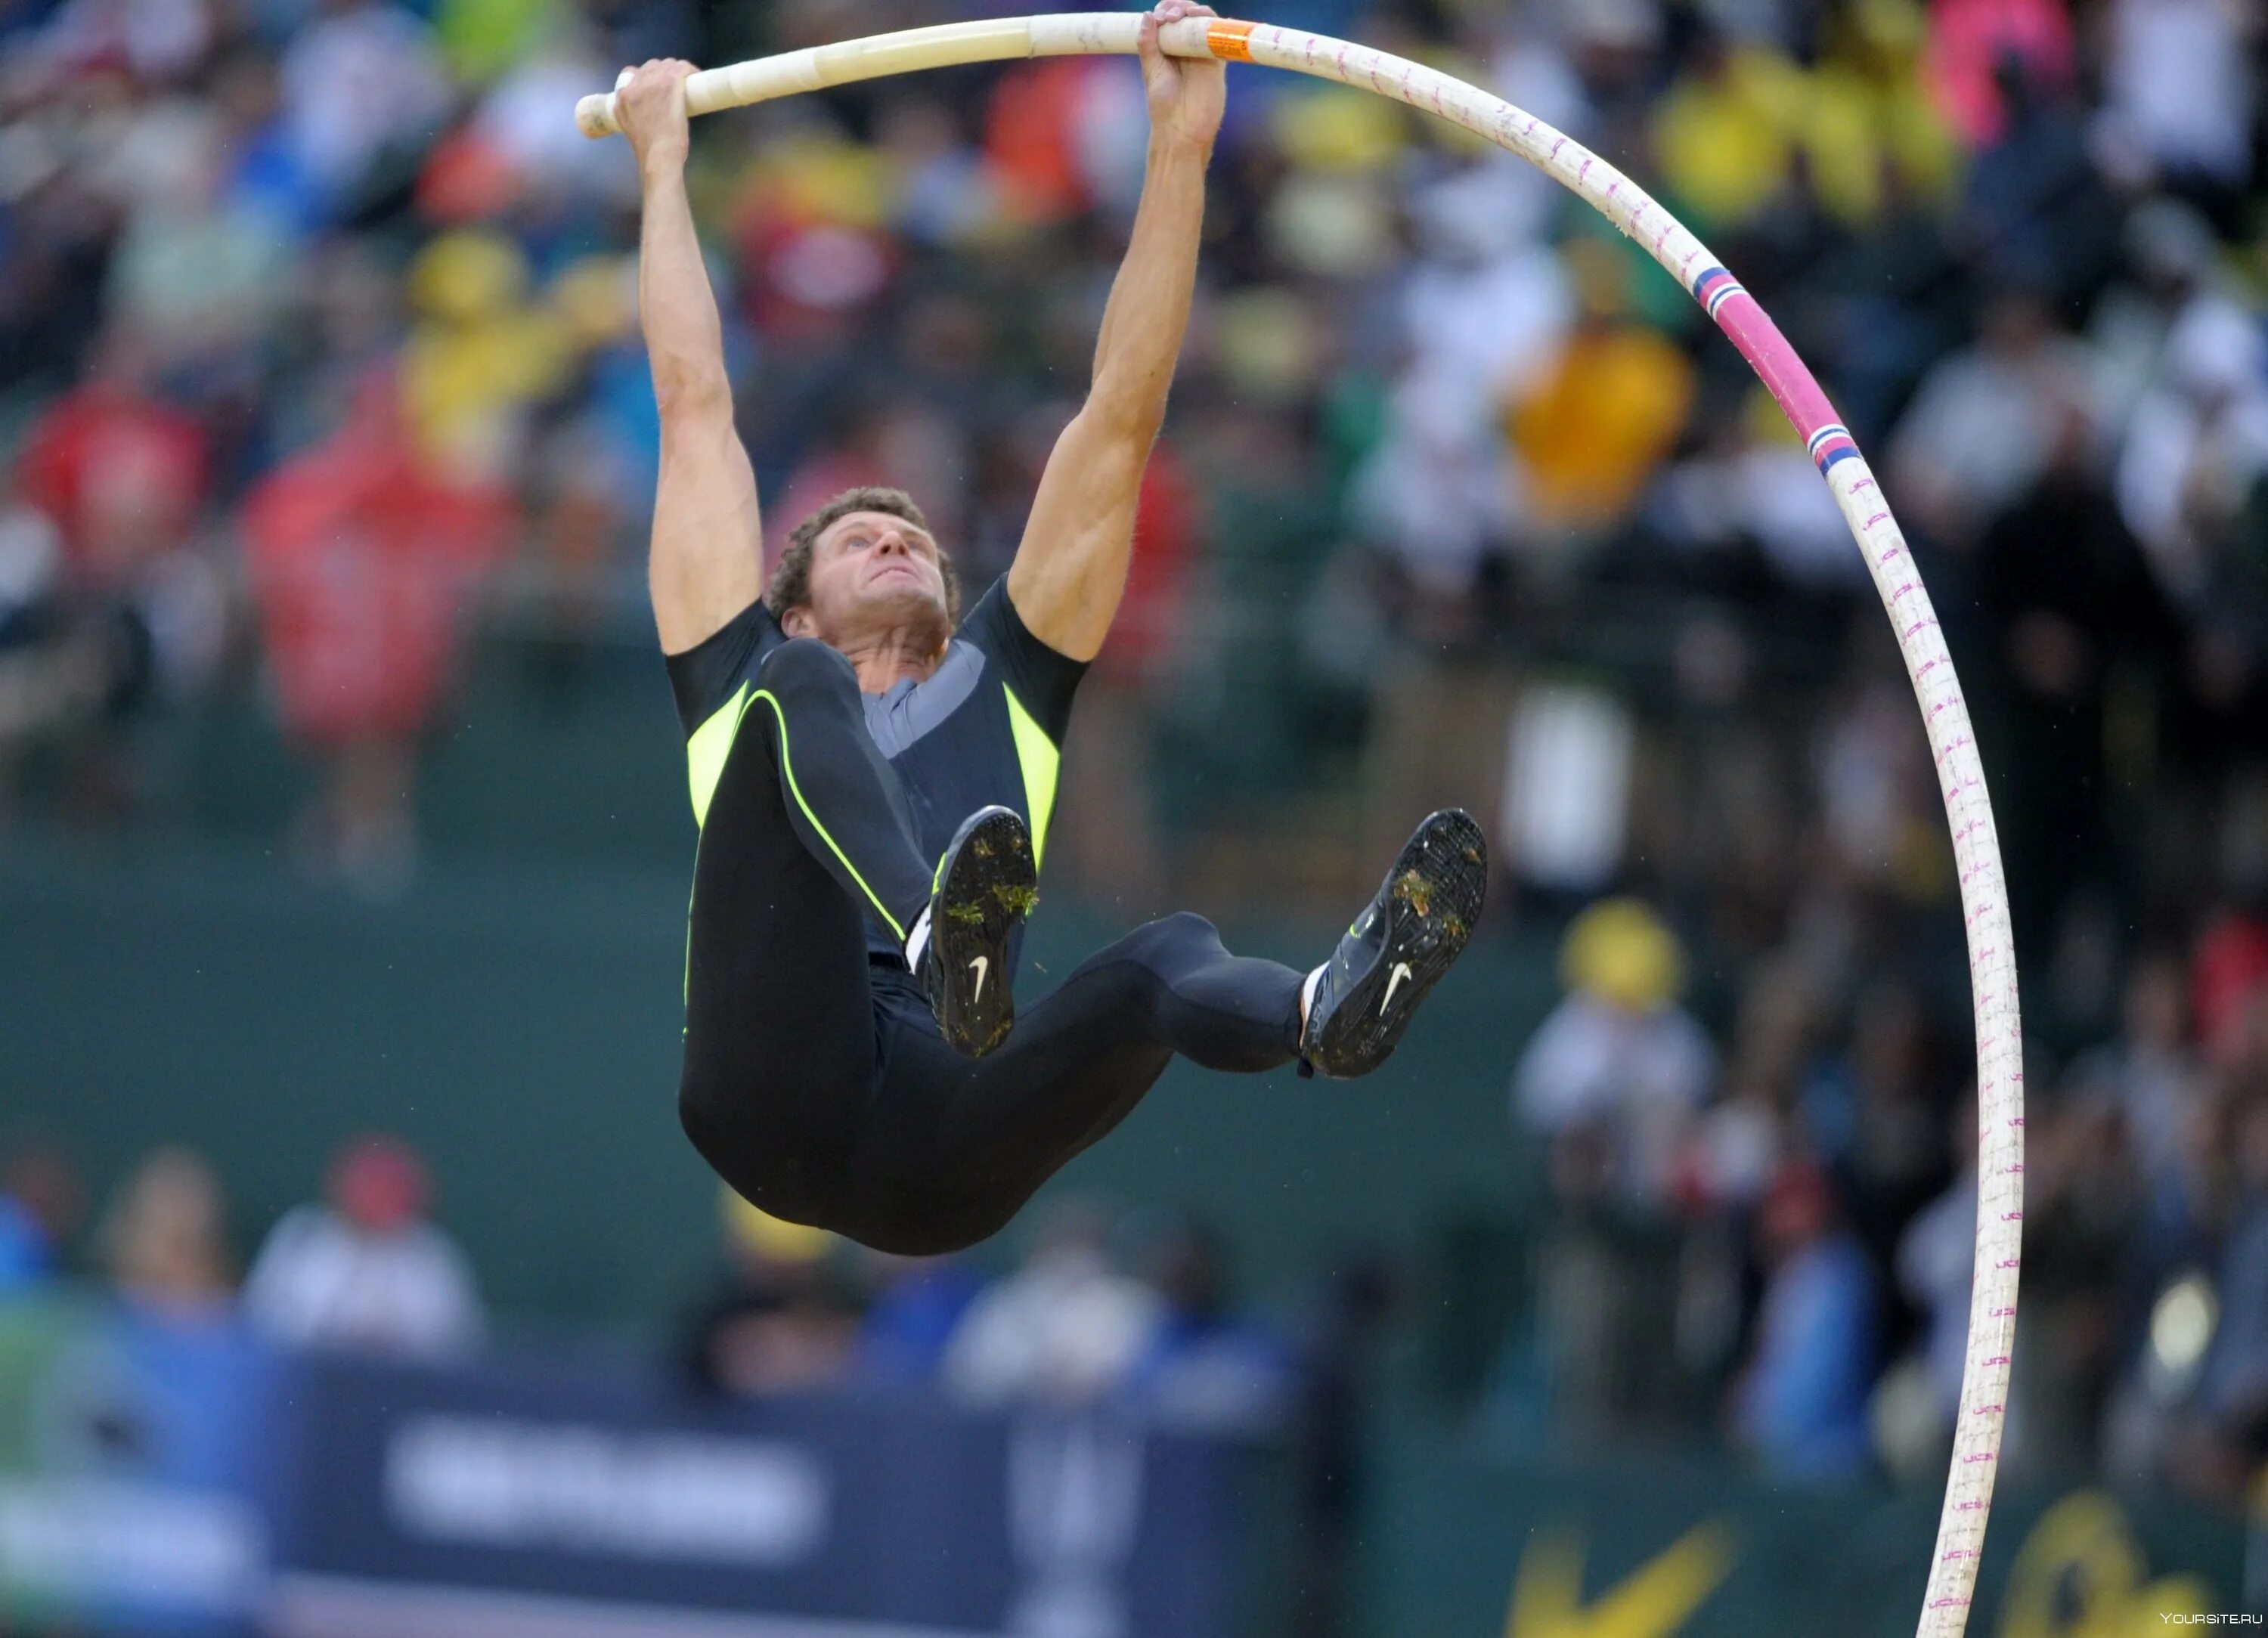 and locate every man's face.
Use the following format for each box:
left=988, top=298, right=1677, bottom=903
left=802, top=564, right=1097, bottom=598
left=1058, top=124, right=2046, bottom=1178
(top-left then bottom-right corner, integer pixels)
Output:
left=785, top=509, right=950, bottom=653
